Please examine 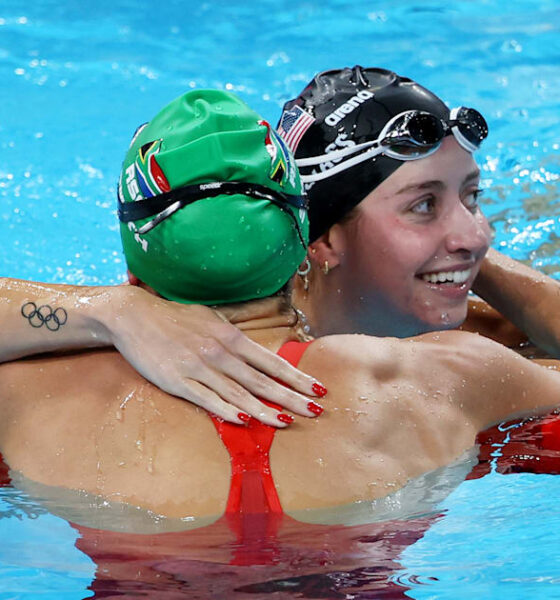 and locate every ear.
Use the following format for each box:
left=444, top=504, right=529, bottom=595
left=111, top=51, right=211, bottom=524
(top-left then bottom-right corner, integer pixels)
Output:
left=127, top=270, right=140, bottom=286
left=126, top=271, right=161, bottom=298
left=308, top=225, right=344, bottom=270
